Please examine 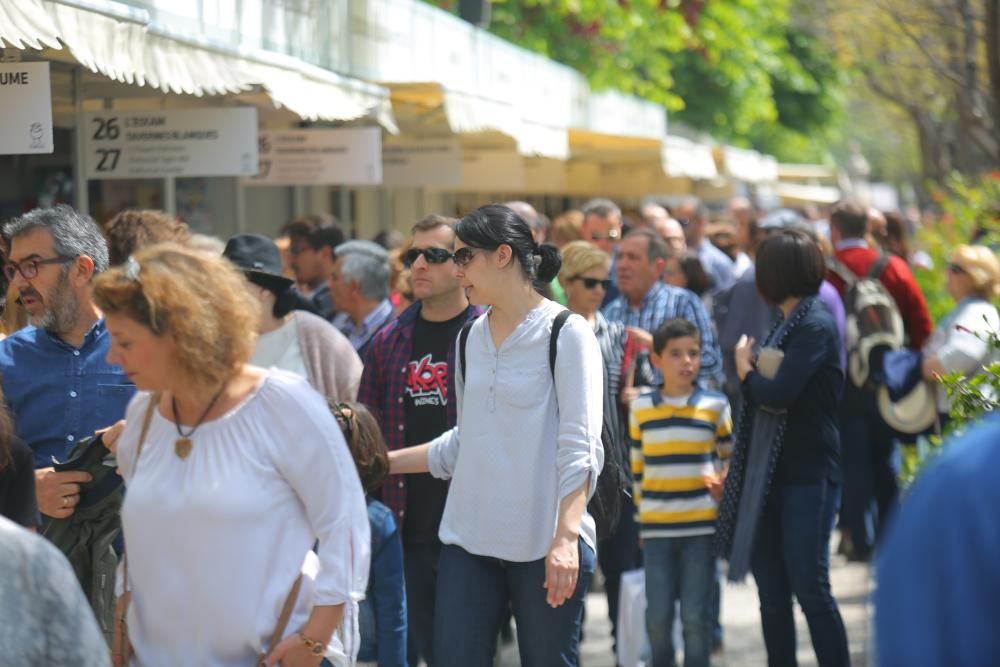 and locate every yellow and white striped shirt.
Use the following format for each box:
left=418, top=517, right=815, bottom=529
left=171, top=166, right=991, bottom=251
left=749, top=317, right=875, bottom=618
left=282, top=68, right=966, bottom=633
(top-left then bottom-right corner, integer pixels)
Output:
left=629, top=389, right=733, bottom=538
